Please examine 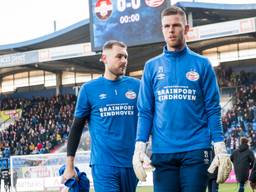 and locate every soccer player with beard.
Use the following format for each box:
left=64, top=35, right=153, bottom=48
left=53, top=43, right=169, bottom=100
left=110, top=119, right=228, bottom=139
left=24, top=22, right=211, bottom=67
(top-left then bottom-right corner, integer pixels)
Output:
left=63, top=40, right=139, bottom=192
